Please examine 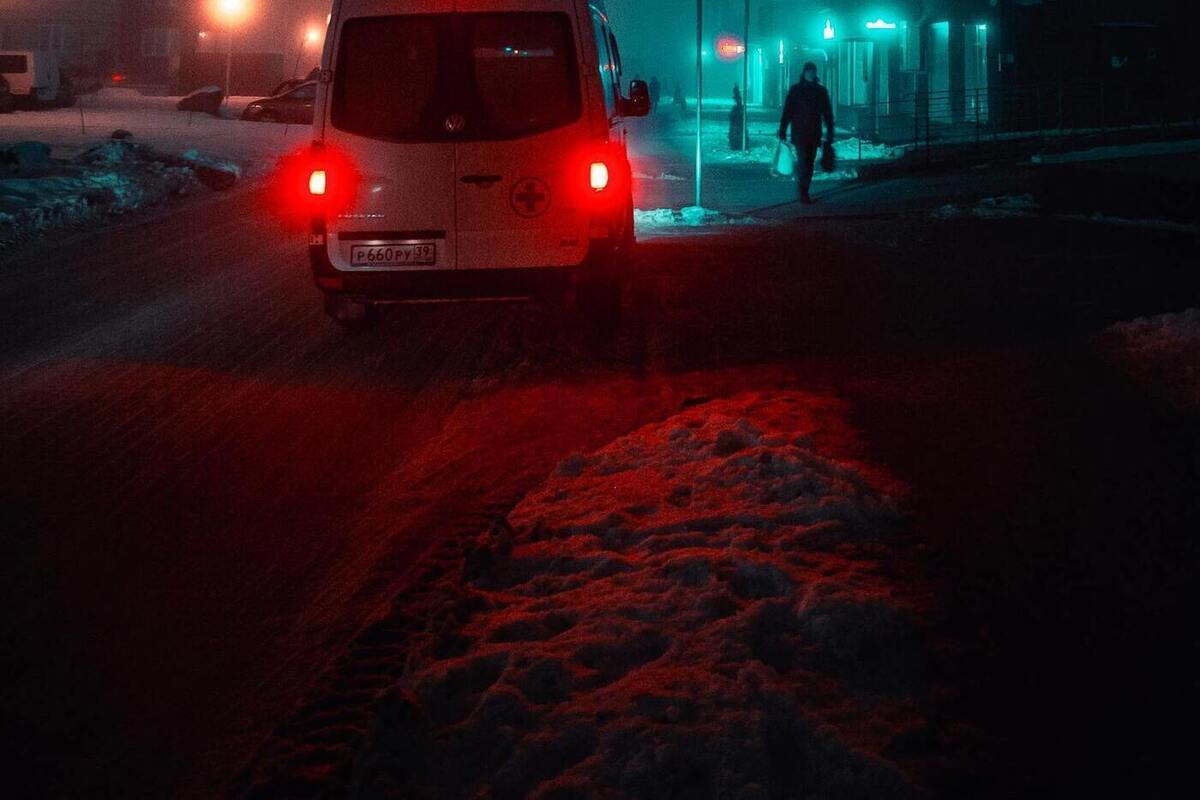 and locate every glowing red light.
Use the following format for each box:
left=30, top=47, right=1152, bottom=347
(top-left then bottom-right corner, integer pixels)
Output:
left=715, top=34, right=746, bottom=62
left=308, top=169, right=327, bottom=196
left=265, top=145, right=360, bottom=231
left=111, top=73, right=125, bottom=83
left=589, top=162, right=610, bottom=192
